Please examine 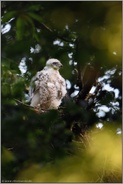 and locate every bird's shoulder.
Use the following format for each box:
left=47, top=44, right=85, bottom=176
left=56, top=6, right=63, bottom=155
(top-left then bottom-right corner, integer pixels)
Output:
left=32, top=68, right=49, bottom=82
left=30, top=66, right=66, bottom=90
